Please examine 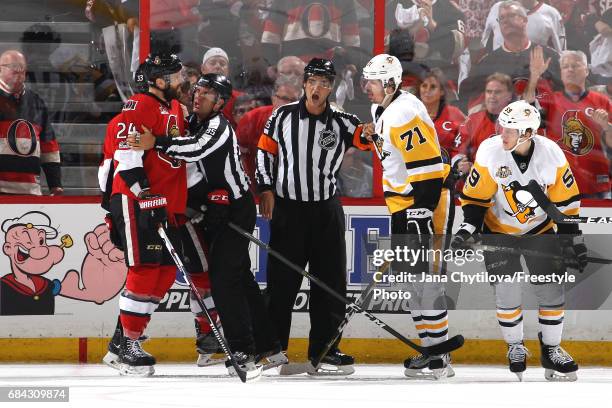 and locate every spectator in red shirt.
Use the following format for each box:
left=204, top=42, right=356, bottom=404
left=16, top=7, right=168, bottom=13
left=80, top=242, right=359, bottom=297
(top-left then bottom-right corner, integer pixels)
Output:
left=525, top=47, right=612, bottom=198
left=415, top=68, right=466, bottom=168
left=236, top=76, right=302, bottom=191
left=455, top=73, right=514, bottom=175
left=200, top=47, right=243, bottom=127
